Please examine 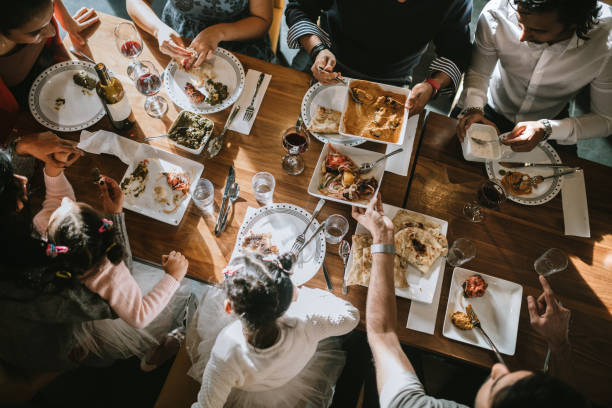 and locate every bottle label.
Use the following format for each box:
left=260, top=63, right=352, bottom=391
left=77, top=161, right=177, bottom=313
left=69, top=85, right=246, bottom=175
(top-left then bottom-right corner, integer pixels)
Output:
left=107, top=95, right=132, bottom=122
